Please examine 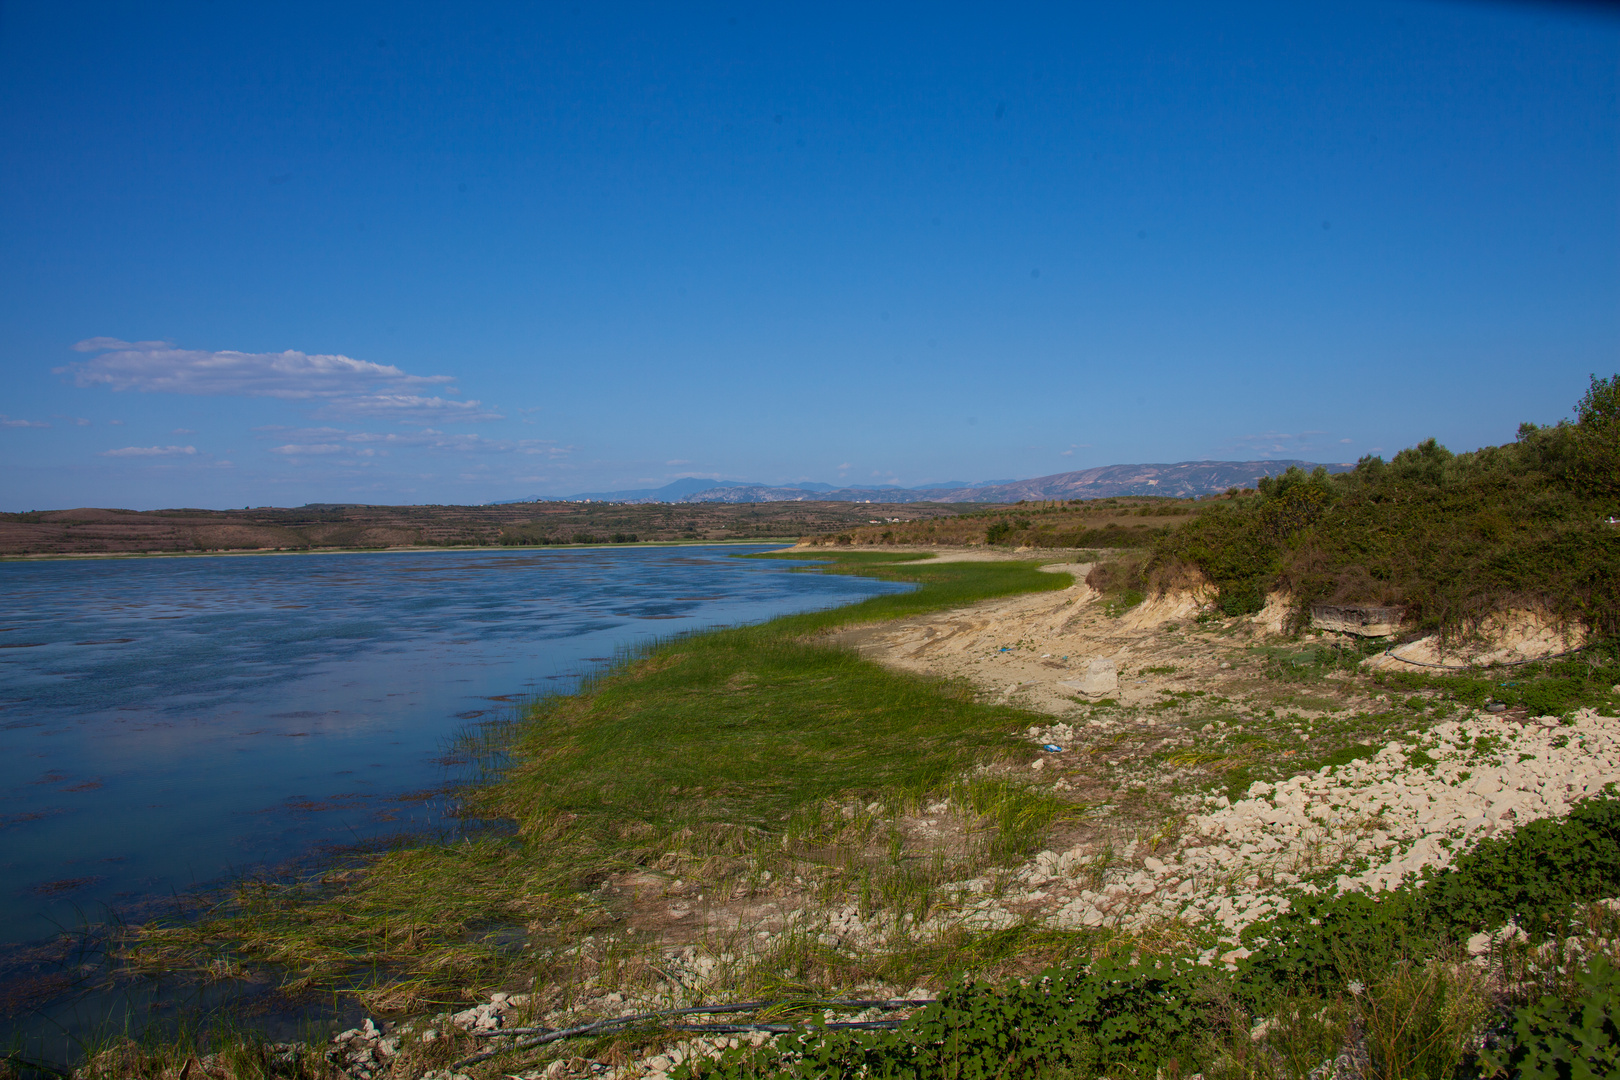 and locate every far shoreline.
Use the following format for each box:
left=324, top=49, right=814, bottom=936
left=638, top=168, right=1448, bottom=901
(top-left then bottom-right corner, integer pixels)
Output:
left=0, top=537, right=806, bottom=563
